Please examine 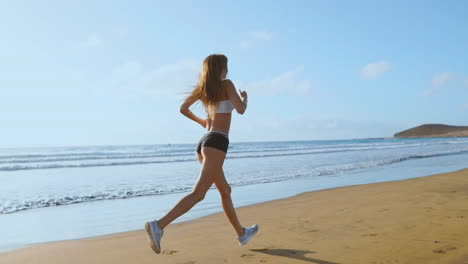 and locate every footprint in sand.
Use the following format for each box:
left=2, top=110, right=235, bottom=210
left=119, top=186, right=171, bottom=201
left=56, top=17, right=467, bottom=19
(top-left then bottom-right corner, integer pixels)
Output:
left=432, top=245, right=457, bottom=254
left=162, top=249, right=179, bottom=255
left=371, top=260, right=400, bottom=264
left=303, top=229, right=319, bottom=234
